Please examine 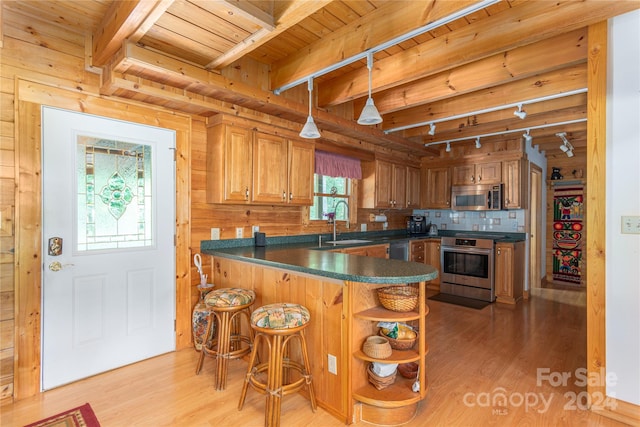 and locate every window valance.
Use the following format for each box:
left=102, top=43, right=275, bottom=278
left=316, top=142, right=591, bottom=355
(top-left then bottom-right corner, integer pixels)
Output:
left=314, top=150, right=362, bottom=179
